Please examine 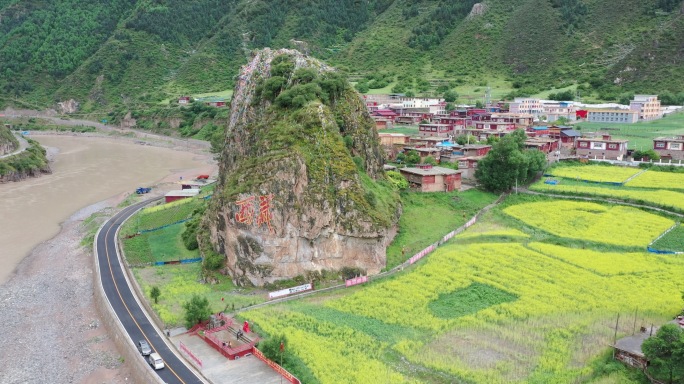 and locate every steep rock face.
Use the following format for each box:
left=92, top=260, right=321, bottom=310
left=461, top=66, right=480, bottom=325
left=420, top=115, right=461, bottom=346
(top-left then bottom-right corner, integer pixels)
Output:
left=204, top=48, right=400, bottom=286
